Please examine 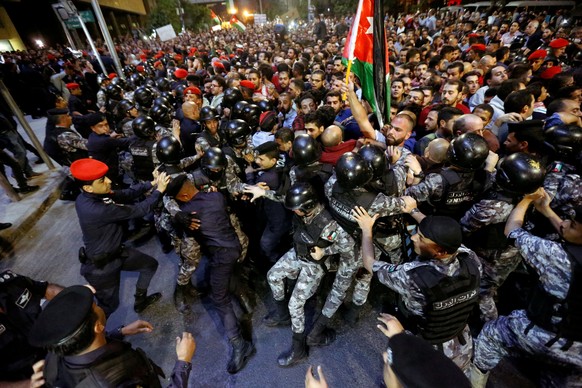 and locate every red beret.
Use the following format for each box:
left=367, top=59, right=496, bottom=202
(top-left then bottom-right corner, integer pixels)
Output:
left=66, top=83, right=80, bottom=90
left=174, top=68, right=188, bottom=79
left=528, top=49, right=547, bottom=61
left=154, top=61, right=162, bottom=67
left=47, top=53, right=56, bottom=60
left=70, top=159, right=109, bottom=181
left=136, top=65, right=145, bottom=73
left=139, top=54, right=147, bottom=61
left=174, top=54, right=183, bottom=61
left=229, top=53, right=235, bottom=59
left=189, top=47, right=197, bottom=54
left=240, top=80, right=256, bottom=90
left=214, top=62, right=225, bottom=70
left=540, top=66, right=562, bottom=80
left=468, top=33, right=480, bottom=38
left=183, top=86, right=201, bottom=96
left=108, top=73, right=117, bottom=80
left=470, top=44, right=486, bottom=52
left=549, top=38, right=569, bottom=49
left=154, top=53, right=163, bottom=59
